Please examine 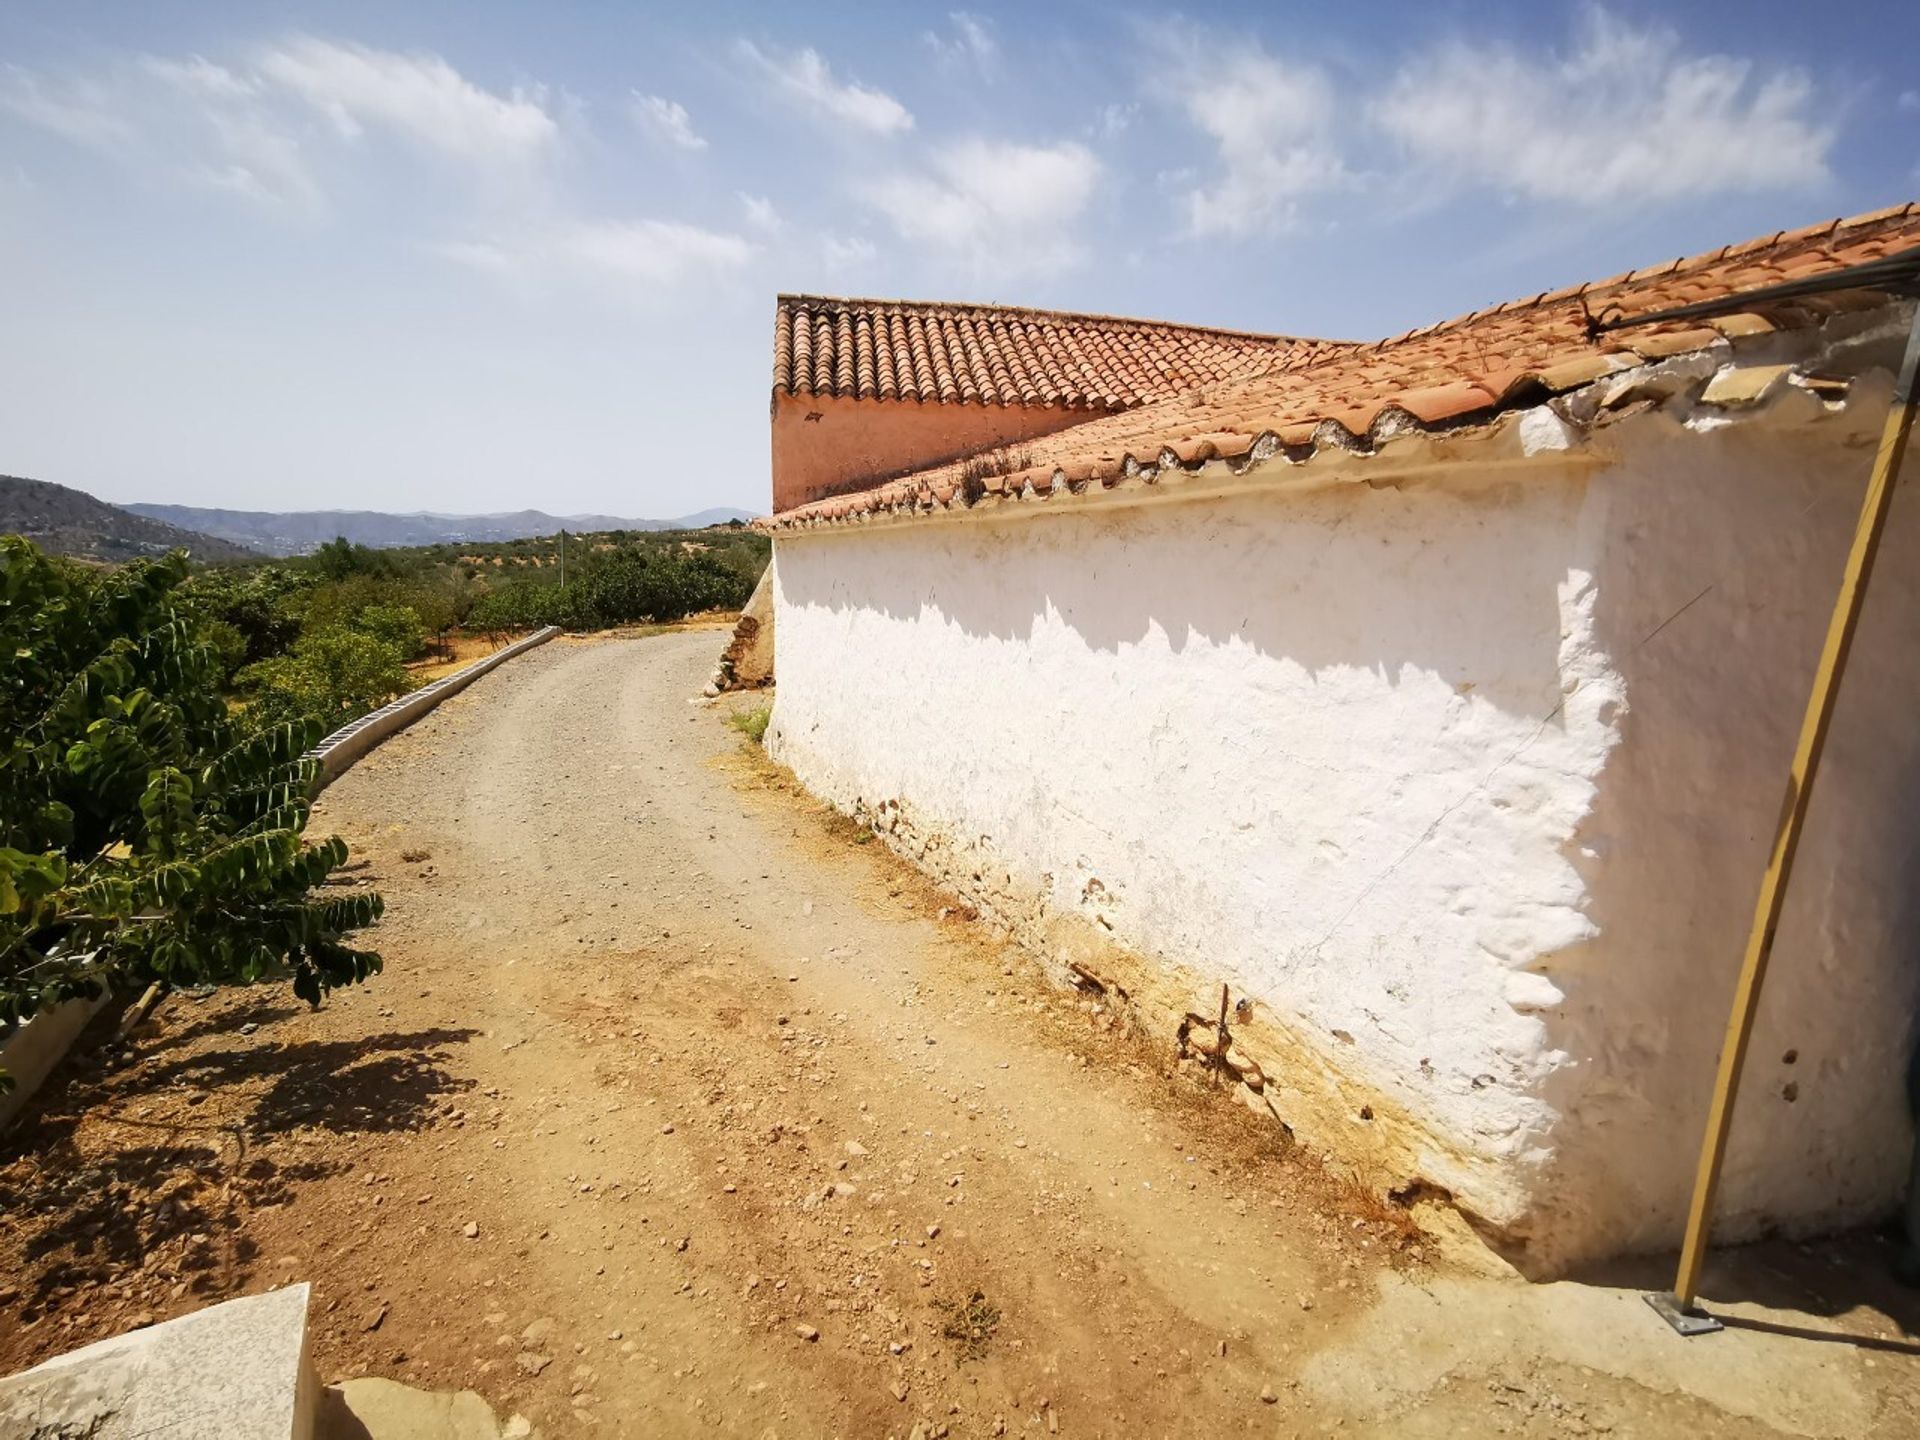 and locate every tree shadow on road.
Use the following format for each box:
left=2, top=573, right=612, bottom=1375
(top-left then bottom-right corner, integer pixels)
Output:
left=145, top=992, right=309, bottom=1049
left=0, top=1025, right=478, bottom=1356
left=131, top=1026, right=480, bottom=1137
